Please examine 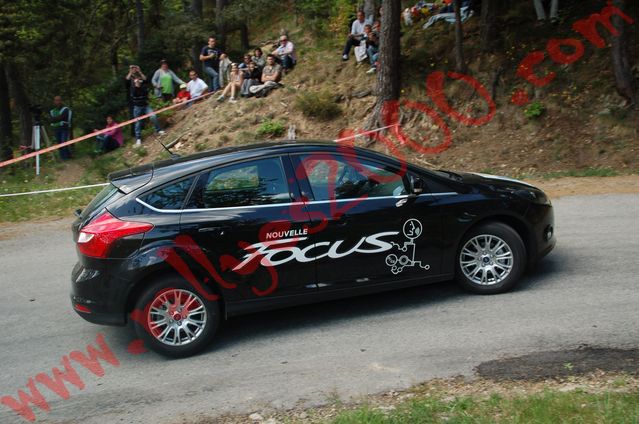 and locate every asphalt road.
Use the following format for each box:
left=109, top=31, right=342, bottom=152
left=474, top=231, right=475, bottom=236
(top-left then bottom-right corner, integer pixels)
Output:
left=1, top=194, right=638, bottom=424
